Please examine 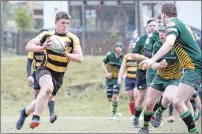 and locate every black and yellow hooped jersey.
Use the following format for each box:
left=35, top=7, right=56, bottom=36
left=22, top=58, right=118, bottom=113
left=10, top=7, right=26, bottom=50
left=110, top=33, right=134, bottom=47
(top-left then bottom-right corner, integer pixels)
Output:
left=123, top=53, right=137, bottom=79
left=27, top=51, right=44, bottom=71
left=37, top=30, right=80, bottom=75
